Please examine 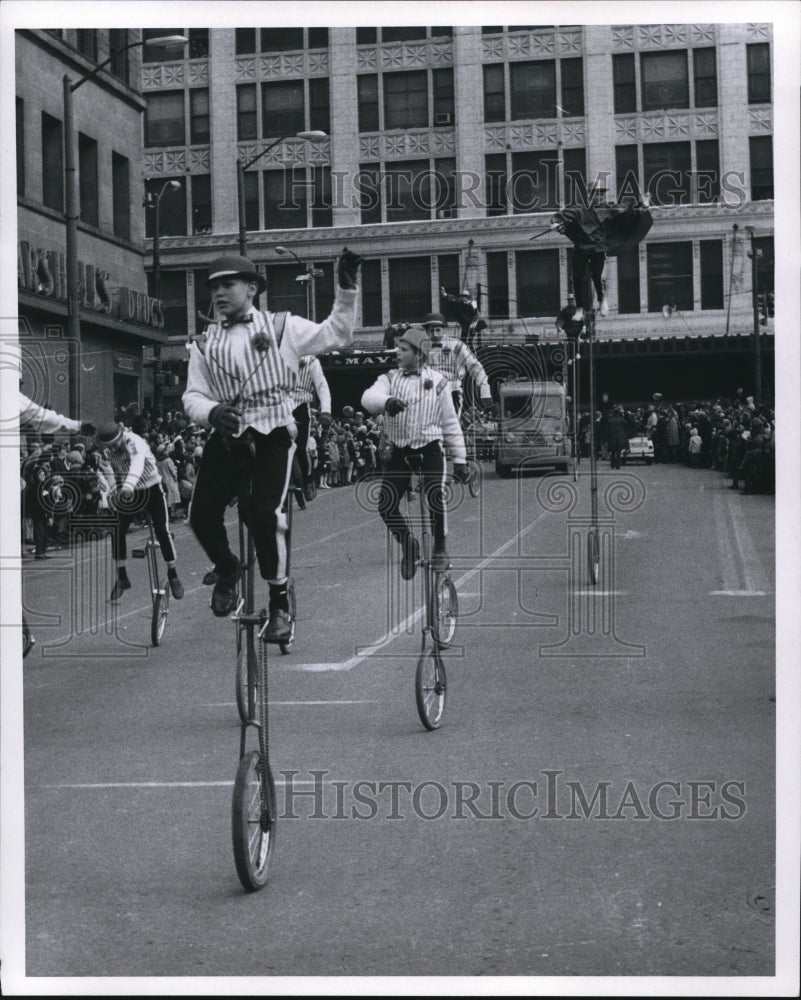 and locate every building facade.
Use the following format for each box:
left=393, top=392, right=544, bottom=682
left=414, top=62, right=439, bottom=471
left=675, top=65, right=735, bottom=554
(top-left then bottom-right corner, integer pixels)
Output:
left=16, top=28, right=169, bottom=422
